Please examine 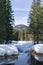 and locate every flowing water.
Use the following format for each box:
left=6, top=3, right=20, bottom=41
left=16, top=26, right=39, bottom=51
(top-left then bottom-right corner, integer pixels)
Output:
left=0, top=53, right=43, bottom=65
left=0, top=53, right=30, bottom=65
